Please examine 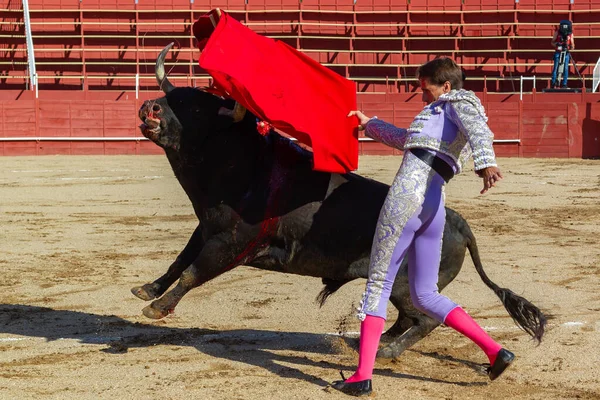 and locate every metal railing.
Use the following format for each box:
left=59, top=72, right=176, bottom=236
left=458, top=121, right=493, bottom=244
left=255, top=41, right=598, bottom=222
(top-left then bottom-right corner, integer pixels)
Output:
left=520, top=75, right=536, bottom=100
